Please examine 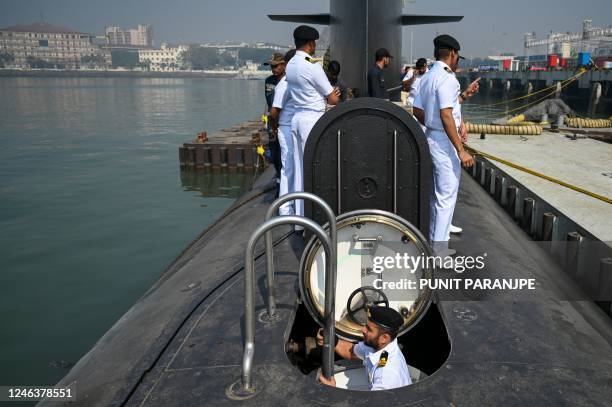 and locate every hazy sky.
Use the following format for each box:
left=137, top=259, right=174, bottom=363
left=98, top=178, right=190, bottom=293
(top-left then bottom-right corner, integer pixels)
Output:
left=1, top=0, right=610, bottom=59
